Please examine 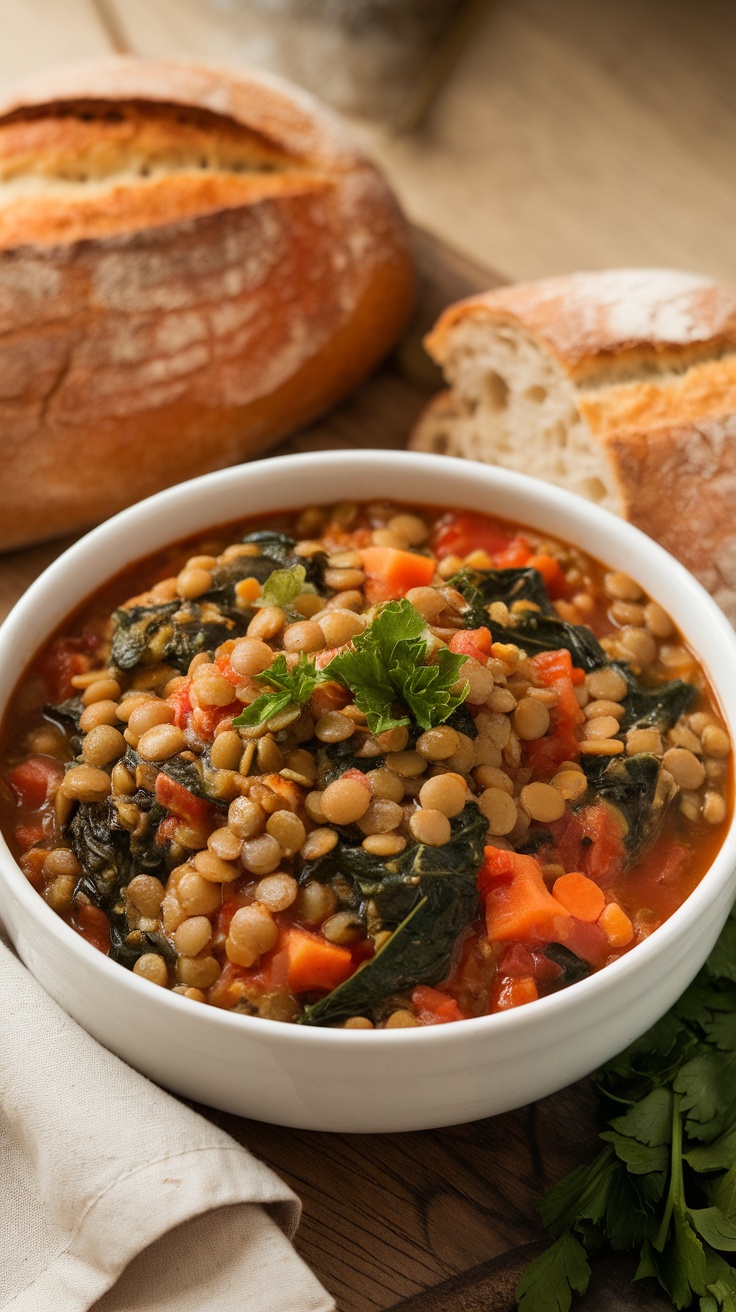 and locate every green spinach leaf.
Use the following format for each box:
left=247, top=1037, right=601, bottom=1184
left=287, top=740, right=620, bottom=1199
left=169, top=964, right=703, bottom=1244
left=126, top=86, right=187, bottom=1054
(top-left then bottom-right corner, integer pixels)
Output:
left=298, top=803, right=486, bottom=1026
